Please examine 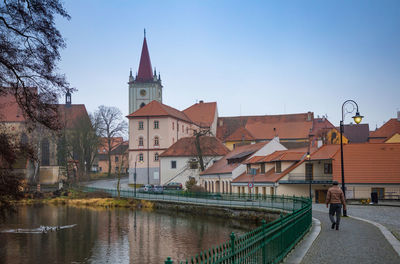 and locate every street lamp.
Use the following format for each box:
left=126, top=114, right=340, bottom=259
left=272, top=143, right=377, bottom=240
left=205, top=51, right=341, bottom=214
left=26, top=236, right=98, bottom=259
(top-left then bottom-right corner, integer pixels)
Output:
left=340, top=100, right=363, bottom=217
left=134, top=154, right=143, bottom=197
left=306, top=152, right=311, bottom=199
